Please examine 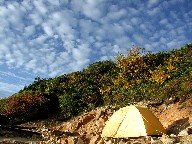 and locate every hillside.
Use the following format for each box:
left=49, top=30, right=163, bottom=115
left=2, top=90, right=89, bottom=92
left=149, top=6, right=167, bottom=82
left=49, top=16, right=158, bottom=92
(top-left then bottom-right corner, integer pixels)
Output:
left=0, top=43, right=192, bottom=143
